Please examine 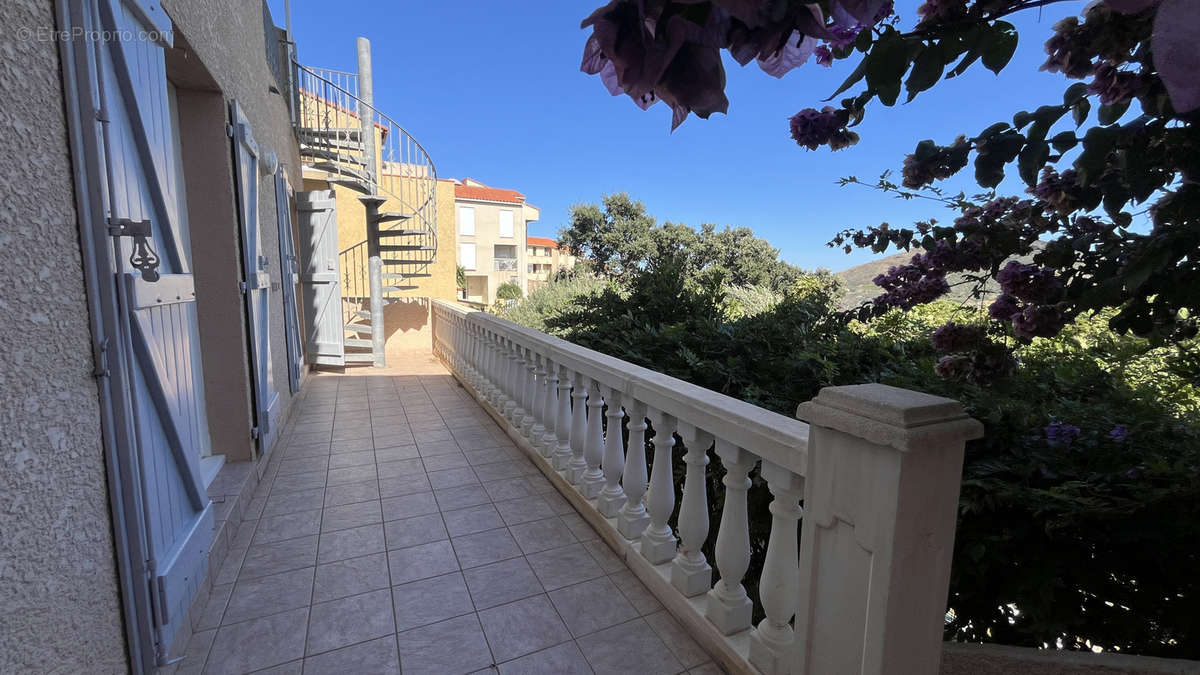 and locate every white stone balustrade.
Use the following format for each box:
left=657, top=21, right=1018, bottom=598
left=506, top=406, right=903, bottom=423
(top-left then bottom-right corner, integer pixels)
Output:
left=431, top=301, right=982, bottom=675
